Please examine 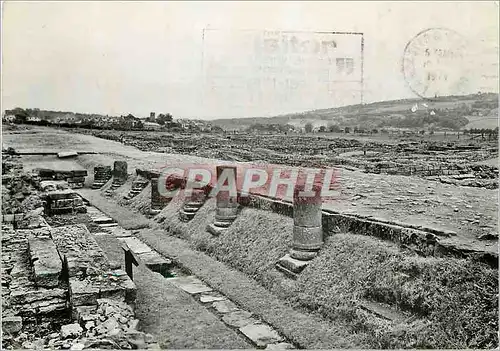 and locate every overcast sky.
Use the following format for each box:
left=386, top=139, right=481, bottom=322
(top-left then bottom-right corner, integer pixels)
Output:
left=2, top=1, right=498, bottom=119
